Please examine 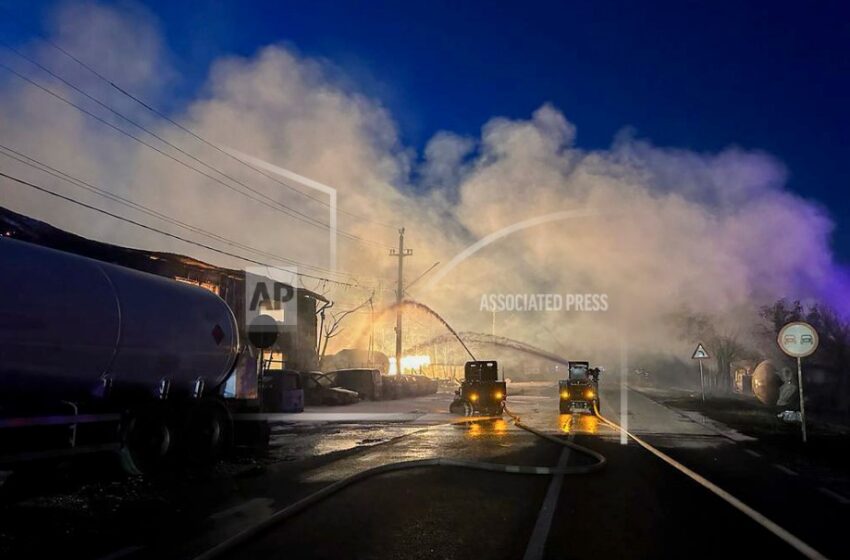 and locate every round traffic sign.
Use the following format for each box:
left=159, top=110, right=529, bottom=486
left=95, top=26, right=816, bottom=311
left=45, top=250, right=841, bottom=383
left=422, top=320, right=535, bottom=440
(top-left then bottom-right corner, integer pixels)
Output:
left=777, top=321, right=819, bottom=358
left=248, top=313, right=279, bottom=349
